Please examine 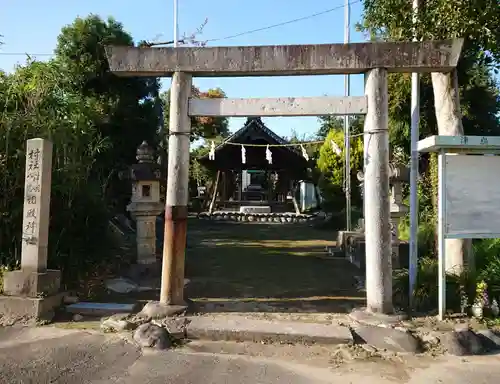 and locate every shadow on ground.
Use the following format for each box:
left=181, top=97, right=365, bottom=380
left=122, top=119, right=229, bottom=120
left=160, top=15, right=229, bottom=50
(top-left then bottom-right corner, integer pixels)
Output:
left=183, top=219, right=365, bottom=314
left=83, top=218, right=365, bottom=315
